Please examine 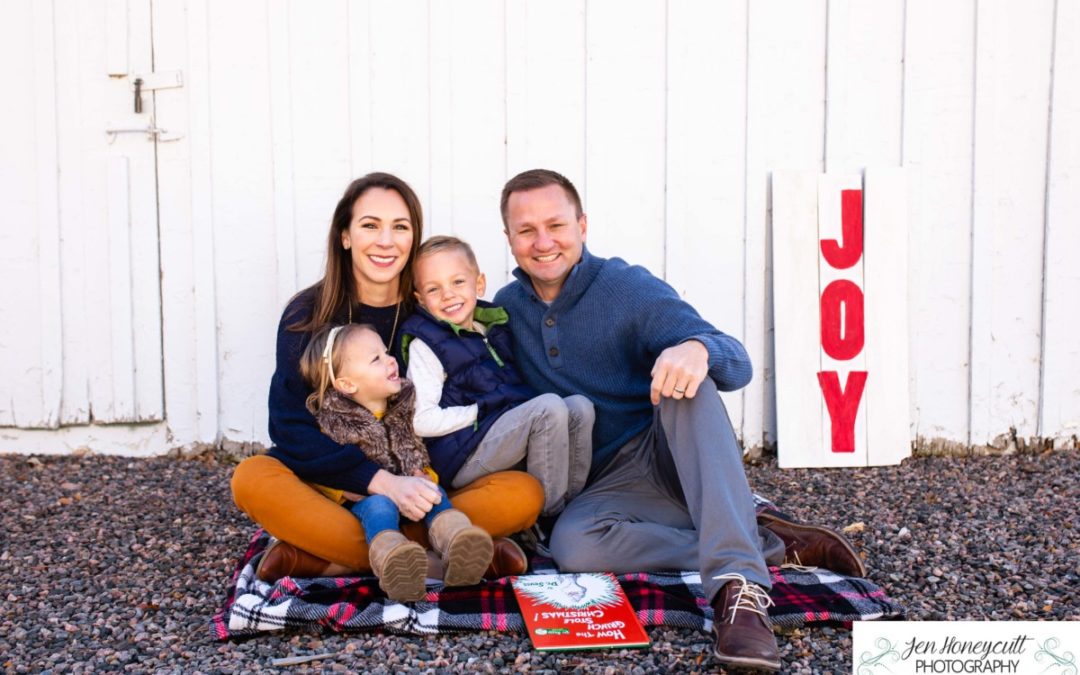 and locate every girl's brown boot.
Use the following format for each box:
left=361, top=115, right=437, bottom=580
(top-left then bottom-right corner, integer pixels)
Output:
left=368, top=530, right=428, bottom=602
left=427, top=509, right=494, bottom=587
